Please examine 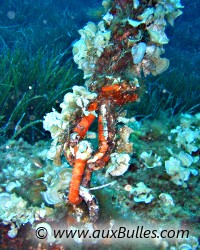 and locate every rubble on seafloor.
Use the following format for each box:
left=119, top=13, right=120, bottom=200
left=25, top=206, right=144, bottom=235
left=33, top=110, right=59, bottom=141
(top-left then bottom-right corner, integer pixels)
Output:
left=0, top=113, right=199, bottom=249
